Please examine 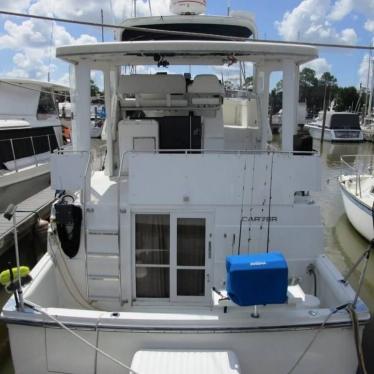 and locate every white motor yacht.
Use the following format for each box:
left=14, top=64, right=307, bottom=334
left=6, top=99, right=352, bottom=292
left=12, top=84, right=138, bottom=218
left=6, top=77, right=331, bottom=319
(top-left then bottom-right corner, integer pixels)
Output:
left=306, top=111, right=364, bottom=142
left=339, top=155, right=374, bottom=241
left=0, top=79, right=67, bottom=210
left=1, top=2, right=370, bottom=373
